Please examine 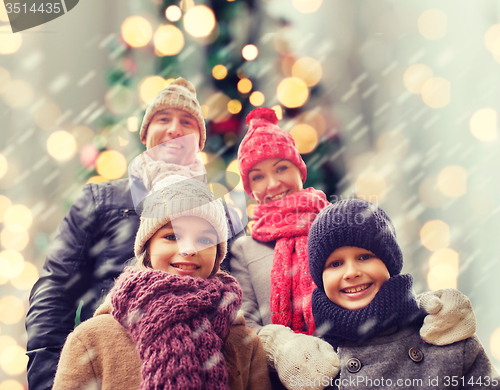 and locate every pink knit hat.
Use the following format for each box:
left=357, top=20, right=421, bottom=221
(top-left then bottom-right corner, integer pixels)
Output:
left=237, top=107, right=307, bottom=198
left=139, top=77, right=206, bottom=150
